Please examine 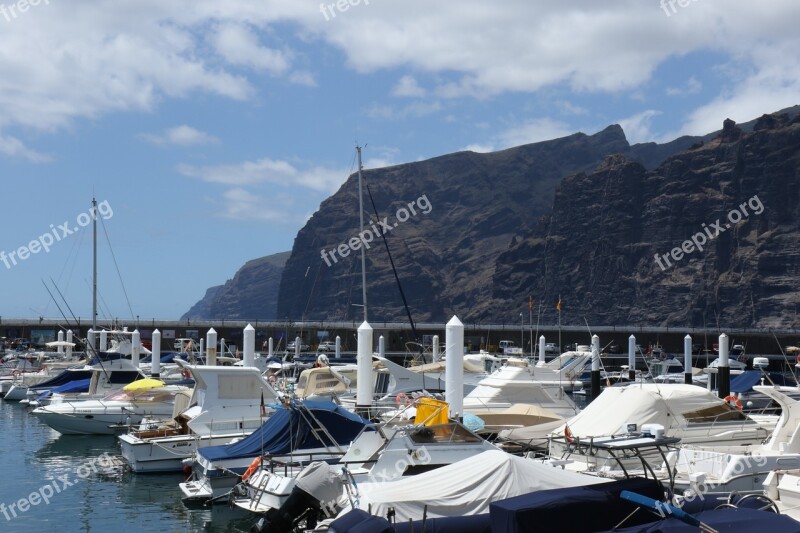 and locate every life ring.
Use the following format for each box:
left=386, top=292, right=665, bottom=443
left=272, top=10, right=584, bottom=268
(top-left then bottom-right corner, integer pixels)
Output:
left=242, top=457, right=261, bottom=481
left=395, top=392, right=412, bottom=407
left=565, top=424, right=576, bottom=444
left=796, top=354, right=800, bottom=365
left=725, top=395, right=743, bottom=410
left=183, top=369, right=191, bottom=379
left=267, top=374, right=277, bottom=384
